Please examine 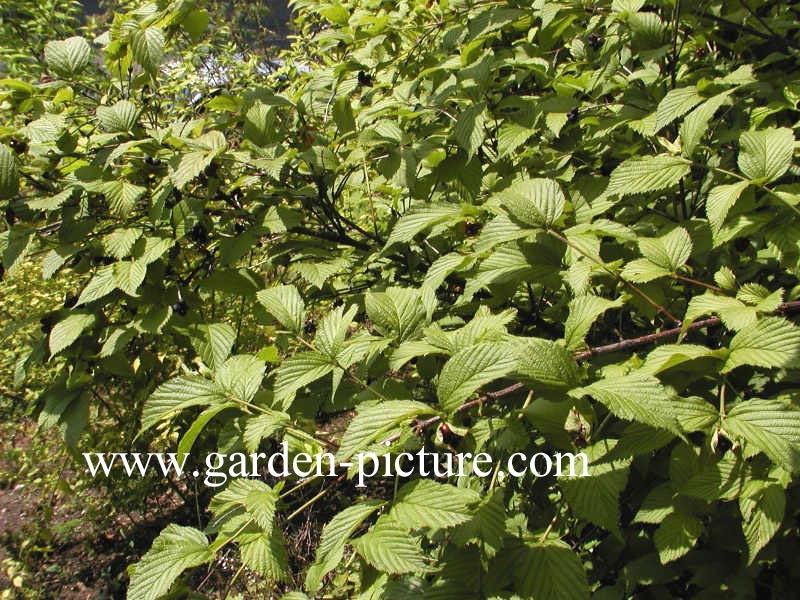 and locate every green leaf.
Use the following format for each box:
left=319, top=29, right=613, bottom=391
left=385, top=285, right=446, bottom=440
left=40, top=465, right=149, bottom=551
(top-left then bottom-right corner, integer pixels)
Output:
left=353, top=515, right=427, bottom=574
left=305, top=500, right=385, bottom=592
left=97, top=100, right=140, bottom=133
left=44, top=36, right=91, bottom=76
left=564, top=295, right=623, bottom=351
left=437, top=342, right=518, bottom=412
left=640, top=344, right=720, bottom=375
left=76, top=265, right=116, bottom=305
left=243, top=411, right=290, bottom=454
left=454, top=102, right=487, bottom=157
left=113, top=260, right=146, bottom=296
left=177, top=402, right=236, bottom=460
left=131, top=26, right=165, bottom=74
left=513, top=539, right=589, bottom=600
left=740, top=480, right=785, bottom=564
left=315, top=304, right=358, bottom=360
left=384, top=203, right=467, bottom=249
left=216, top=355, right=265, bottom=403
left=684, top=293, right=756, bottom=331
left=142, top=376, right=225, bottom=430
left=103, top=228, right=142, bottom=259
left=0, top=144, right=19, bottom=199
left=127, top=524, right=212, bottom=600
left=502, top=178, right=566, bottom=227
left=451, top=489, right=506, bottom=558
left=724, top=399, right=800, bottom=472
left=655, top=86, right=703, bottom=132
left=273, top=351, right=334, bottom=409
left=365, top=287, right=426, bottom=342
left=680, top=91, right=734, bottom=157
left=654, top=512, right=703, bottom=564
left=389, top=480, right=480, bottom=531
left=560, top=442, right=630, bottom=537
left=634, top=483, right=677, bottom=524
left=706, top=181, right=750, bottom=234
left=192, top=323, right=236, bottom=370
left=604, top=155, right=690, bottom=199
left=569, top=374, right=682, bottom=435
left=638, top=227, right=693, bottom=271
left=183, top=9, right=209, bottom=42
left=256, top=285, right=305, bottom=333
left=515, top=337, right=580, bottom=388
left=722, top=317, right=800, bottom=373
left=336, top=400, right=435, bottom=461
left=239, top=530, right=289, bottom=581
left=738, top=127, right=794, bottom=183
left=49, top=313, right=95, bottom=355
left=680, top=453, right=744, bottom=501
left=620, top=258, right=672, bottom=283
